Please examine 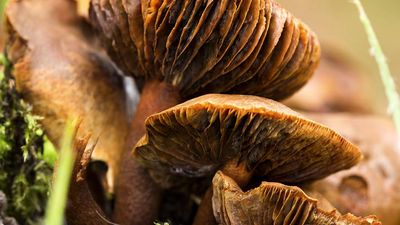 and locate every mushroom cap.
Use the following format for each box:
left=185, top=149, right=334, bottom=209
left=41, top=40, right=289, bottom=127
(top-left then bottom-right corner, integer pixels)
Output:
left=6, top=0, right=130, bottom=191
left=90, top=0, right=320, bottom=100
left=134, top=94, right=361, bottom=188
left=212, top=171, right=381, bottom=225
left=303, top=113, right=400, bottom=225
